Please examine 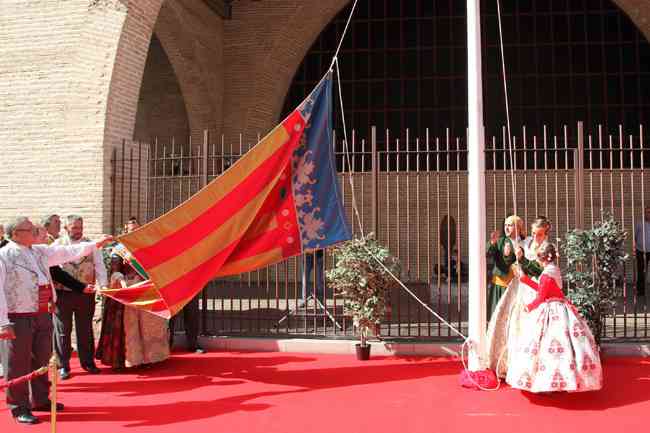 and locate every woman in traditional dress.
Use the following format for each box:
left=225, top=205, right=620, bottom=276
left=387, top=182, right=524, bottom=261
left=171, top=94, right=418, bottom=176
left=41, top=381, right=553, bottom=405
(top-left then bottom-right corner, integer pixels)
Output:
left=517, top=217, right=551, bottom=281
left=95, top=255, right=127, bottom=370
left=486, top=216, right=526, bottom=317
left=485, top=215, right=526, bottom=378
left=97, top=218, right=170, bottom=369
left=115, top=254, right=170, bottom=368
left=496, top=217, right=553, bottom=373
left=507, top=244, right=602, bottom=393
